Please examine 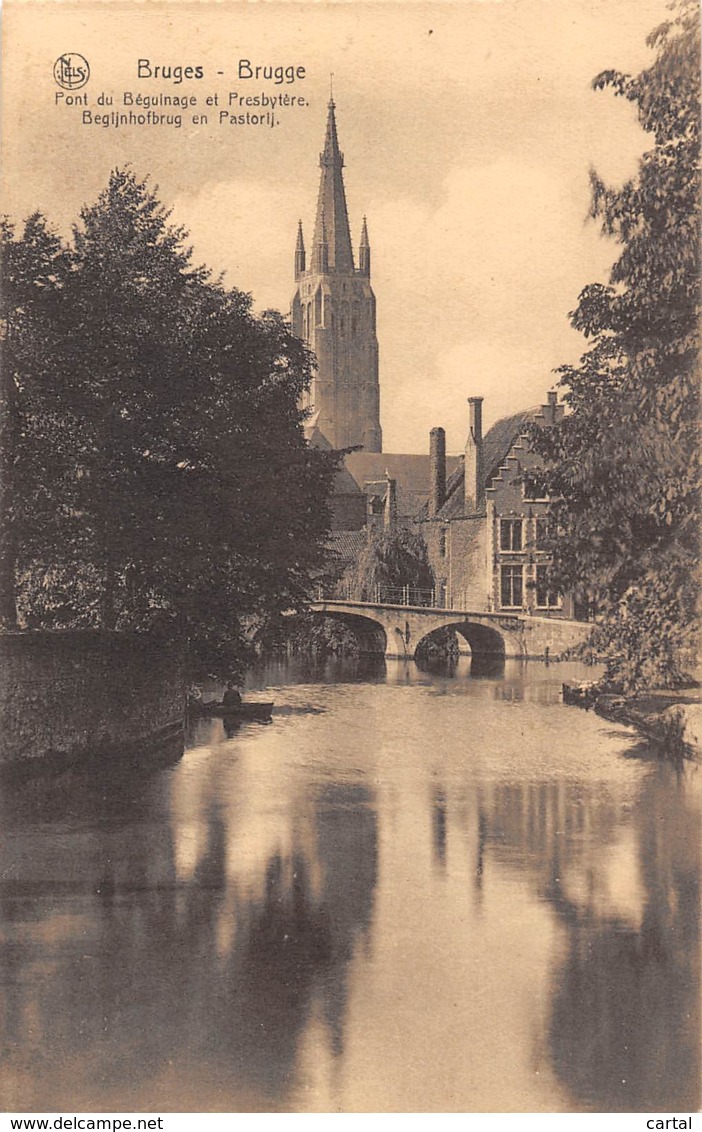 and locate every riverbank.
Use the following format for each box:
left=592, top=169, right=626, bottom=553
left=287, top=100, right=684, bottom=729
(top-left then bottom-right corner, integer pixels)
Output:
left=563, top=680, right=701, bottom=759
left=0, top=630, right=185, bottom=765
